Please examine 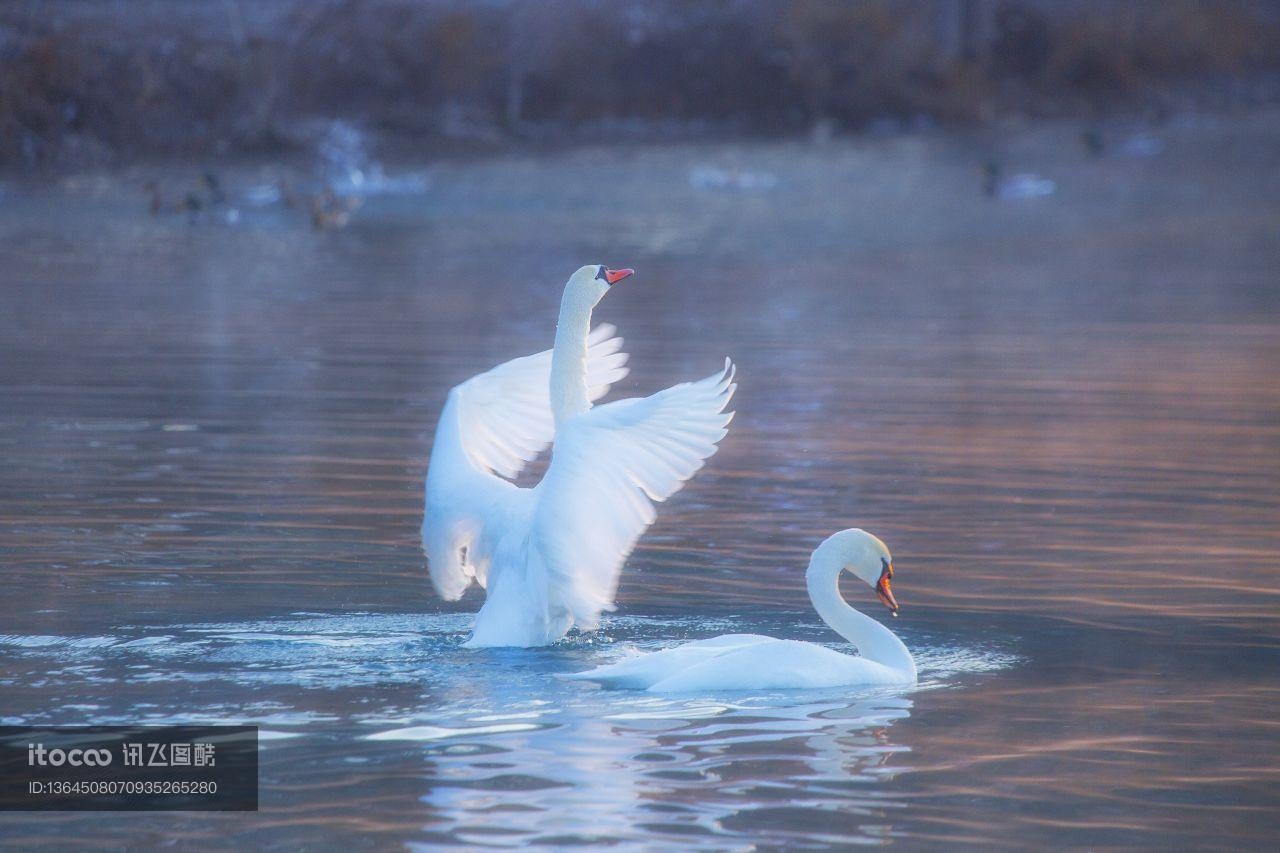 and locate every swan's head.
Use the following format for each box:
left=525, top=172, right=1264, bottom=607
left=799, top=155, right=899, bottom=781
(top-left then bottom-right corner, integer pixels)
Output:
left=814, top=528, right=900, bottom=616
left=568, top=264, right=634, bottom=305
